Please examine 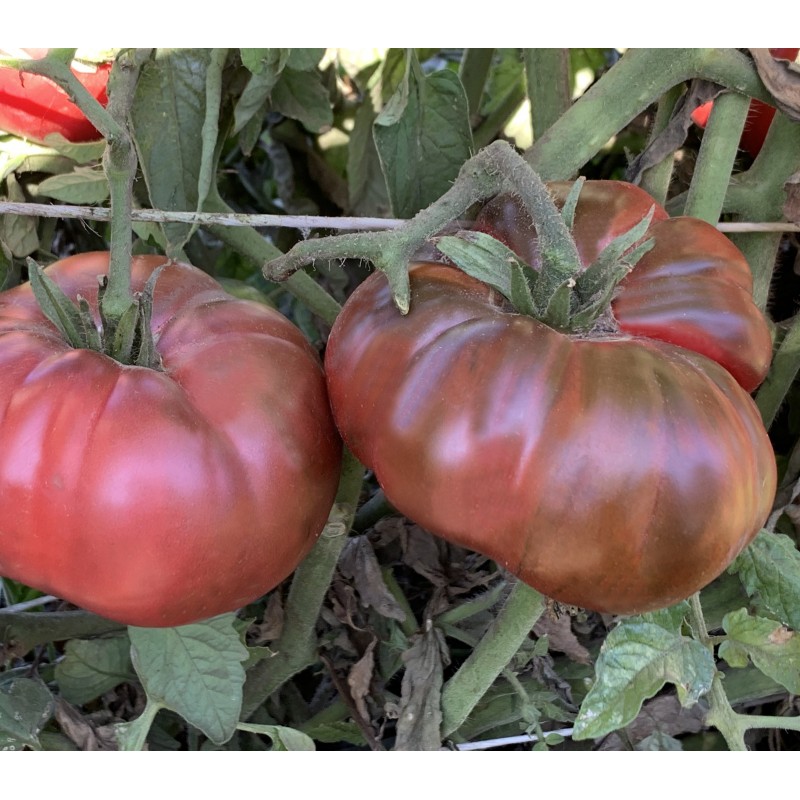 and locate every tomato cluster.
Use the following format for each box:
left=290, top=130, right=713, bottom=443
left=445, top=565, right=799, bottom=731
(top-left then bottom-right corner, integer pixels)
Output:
left=324, top=182, right=776, bottom=614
